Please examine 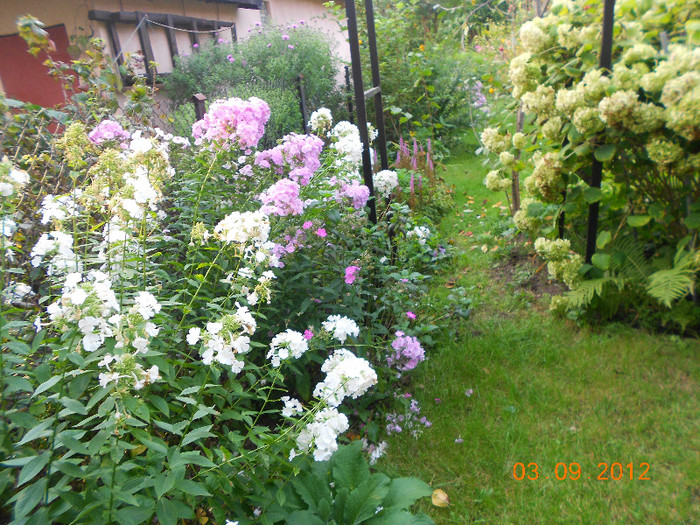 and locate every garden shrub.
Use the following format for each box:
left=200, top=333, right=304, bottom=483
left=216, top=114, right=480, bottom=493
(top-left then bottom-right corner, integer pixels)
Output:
left=480, top=0, right=699, bottom=331
left=164, top=23, right=345, bottom=144
left=0, top=91, right=445, bottom=522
